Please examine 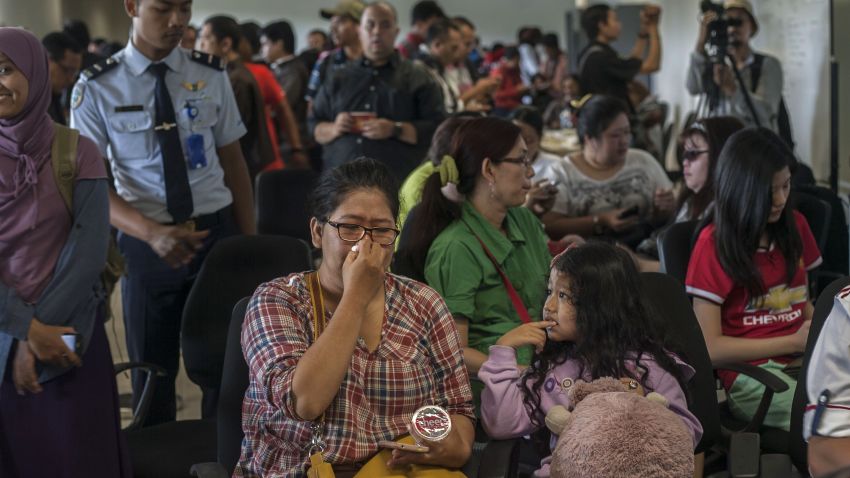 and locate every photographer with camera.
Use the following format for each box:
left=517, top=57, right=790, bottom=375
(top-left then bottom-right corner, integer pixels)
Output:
left=686, top=0, right=786, bottom=138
